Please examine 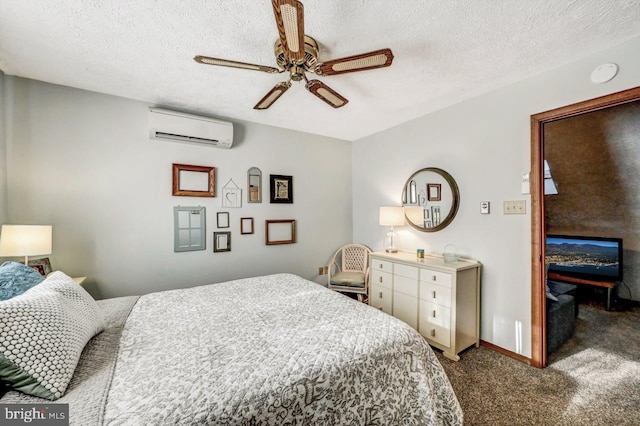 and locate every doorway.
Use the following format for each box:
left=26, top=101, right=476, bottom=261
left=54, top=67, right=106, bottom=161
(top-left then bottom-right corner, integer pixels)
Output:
left=530, top=86, right=640, bottom=368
